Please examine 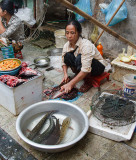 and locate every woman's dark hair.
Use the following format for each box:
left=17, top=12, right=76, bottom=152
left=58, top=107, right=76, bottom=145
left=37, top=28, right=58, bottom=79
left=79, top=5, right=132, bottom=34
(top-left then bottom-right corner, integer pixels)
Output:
left=0, top=0, right=14, bottom=15
left=65, top=19, right=82, bottom=35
